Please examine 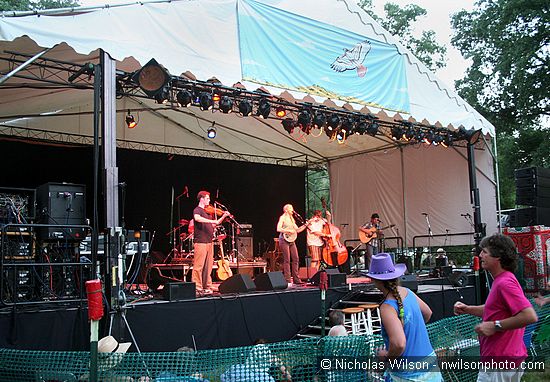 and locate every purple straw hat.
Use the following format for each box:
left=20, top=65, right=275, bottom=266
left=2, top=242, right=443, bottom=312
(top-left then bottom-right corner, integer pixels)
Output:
left=367, top=253, right=407, bottom=280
